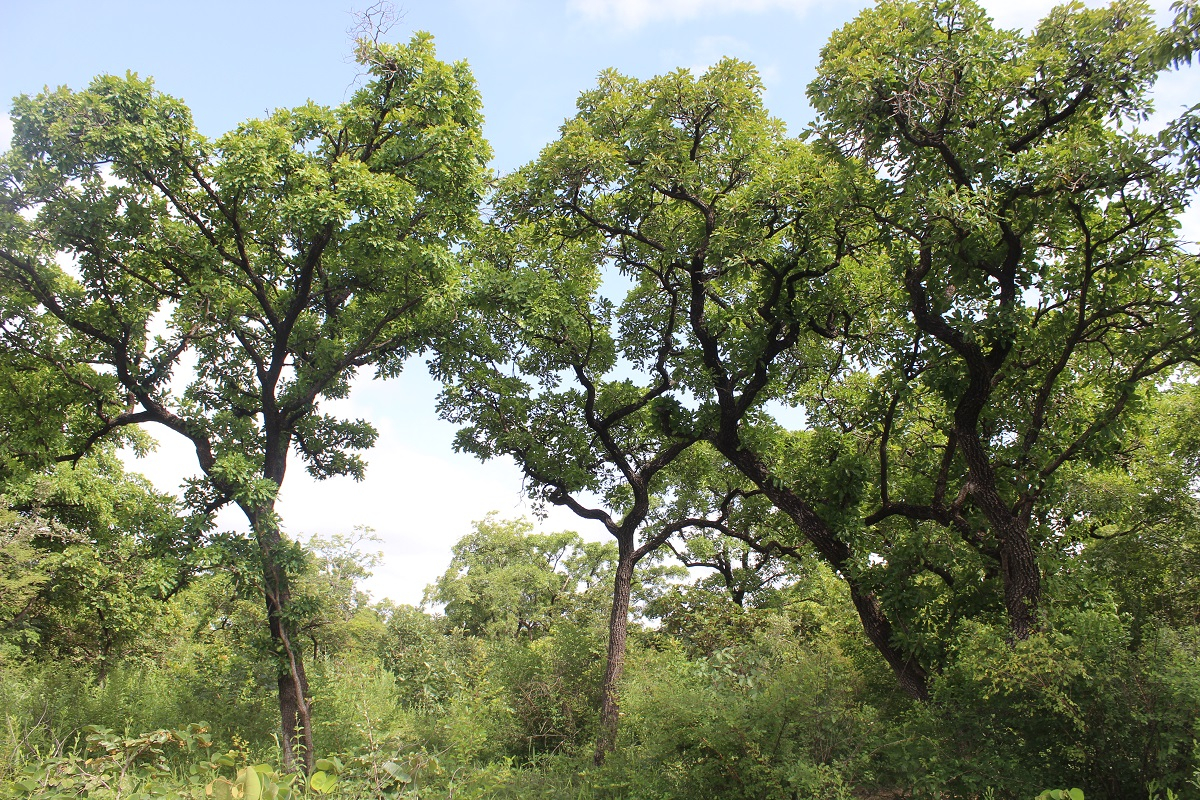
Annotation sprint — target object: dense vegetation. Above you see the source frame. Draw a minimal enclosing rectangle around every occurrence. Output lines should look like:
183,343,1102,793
2,0,1200,797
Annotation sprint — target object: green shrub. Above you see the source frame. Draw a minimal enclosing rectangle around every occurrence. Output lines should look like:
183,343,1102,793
881,614,1200,800
489,619,606,758
600,629,875,800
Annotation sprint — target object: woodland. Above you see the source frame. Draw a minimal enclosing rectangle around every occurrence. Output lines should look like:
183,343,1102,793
2,0,1200,797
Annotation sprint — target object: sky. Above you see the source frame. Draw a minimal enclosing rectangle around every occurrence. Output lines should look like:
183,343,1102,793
1,0,1195,605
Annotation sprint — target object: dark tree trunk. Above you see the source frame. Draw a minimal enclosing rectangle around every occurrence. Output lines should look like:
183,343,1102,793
240,440,314,776
908,247,1043,642
848,586,929,701
955,419,1041,640
594,540,635,765
998,522,1040,639
250,504,315,775
720,441,930,701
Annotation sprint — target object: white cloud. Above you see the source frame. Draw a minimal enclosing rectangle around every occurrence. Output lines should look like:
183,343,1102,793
1144,67,1199,134
570,0,1183,39
272,401,587,606
0,115,11,153
656,34,752,75
978,0,1068,31
1176,195,1200,255
568,0,816,30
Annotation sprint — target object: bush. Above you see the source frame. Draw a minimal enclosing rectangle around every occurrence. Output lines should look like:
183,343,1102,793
489,619,606,758
600,625,876,800
881,614,1200,800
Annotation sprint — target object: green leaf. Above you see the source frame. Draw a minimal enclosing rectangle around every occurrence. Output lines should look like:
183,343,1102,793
308,771,337,794
239,766,261,800
382,761,411,783
207,779,235,800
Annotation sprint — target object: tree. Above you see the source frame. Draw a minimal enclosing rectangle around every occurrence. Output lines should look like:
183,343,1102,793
426,515,614,640
0,451,198,675
809,0,1200,639
1058,381,1200,636
0,34,489,771
292,528,387,660
488,0,1200,703
433,201,701,760
652,444,806,610
475,59,938,698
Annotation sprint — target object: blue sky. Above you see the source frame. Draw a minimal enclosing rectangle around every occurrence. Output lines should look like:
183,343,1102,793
1,0,1193,604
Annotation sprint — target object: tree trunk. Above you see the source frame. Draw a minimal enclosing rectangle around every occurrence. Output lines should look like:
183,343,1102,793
955,423,1042,640
998,522,1040,639
848,586,929,701
594,541,635,765
249,504,315,775
719,441,930,700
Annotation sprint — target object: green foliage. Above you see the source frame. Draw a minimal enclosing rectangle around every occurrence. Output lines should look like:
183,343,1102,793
4,533,1200,798
1,723,217,799
874,613,1200,799
3,0,1200,796
291,529,388,660
596,629,873,800
487,620,607,757
1037,791,1085,800
0,29,492,766
379,605,471,712
0,453,201,670
809,0,1200,645
425,516,613,641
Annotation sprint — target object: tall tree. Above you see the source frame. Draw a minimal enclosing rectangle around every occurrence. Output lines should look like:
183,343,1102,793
426,515,615,641
0,34,489,770
809,0,1200,639
489,1,1200,704
433,210,700,761
477,60,936,699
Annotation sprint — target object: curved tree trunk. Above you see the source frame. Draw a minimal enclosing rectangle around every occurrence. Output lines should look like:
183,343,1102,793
594,540,635,765
909,250,1043,643
719,441,931,700
954,416,1042,641
848,586,929,701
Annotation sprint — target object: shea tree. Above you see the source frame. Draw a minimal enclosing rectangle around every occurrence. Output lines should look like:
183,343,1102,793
0,33,489,770
471,59,936,699
433,213,700,760
810,0,1200,639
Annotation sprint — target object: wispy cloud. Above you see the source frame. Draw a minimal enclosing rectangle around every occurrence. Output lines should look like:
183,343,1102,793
567,0,817,30
658,34,751,75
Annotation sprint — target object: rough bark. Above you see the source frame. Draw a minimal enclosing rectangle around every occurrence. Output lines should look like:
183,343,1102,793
904,242,1044,640
594,539,635,765
255,513,313,774
996,521,1041,640
243,444,314,775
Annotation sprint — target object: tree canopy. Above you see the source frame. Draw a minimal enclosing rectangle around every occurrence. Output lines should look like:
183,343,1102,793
2,0,1200,793
447,0,1200,708
0,32,490,772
